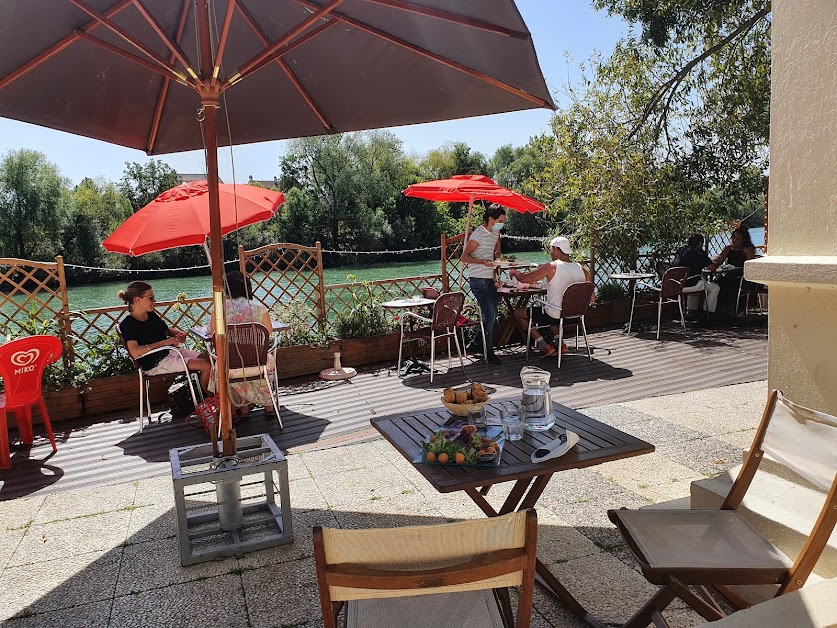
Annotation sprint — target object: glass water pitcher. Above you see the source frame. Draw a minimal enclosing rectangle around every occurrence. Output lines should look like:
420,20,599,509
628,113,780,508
519,366,554,431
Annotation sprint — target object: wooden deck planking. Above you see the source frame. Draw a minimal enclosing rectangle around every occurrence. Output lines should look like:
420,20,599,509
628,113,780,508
0,326,767,500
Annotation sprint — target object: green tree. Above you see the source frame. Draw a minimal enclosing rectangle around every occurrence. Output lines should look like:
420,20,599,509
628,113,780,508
0,149,68,260
118,160,179,212
63,178,132,267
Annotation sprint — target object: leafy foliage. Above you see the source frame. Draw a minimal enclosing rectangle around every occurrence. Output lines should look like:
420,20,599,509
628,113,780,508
118,160,179,212
270,300,330,348
332,276,393,339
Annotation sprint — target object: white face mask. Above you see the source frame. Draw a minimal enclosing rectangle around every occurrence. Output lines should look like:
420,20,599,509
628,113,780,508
491,222,505,232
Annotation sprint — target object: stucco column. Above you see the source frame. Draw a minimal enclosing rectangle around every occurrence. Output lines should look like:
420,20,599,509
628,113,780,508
745,0,837,413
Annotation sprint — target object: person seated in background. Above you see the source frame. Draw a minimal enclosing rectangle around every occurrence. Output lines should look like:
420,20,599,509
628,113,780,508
708,226,757,314
210,271,276,417
675,233,720,319
510,236,593,357
118,281,212,393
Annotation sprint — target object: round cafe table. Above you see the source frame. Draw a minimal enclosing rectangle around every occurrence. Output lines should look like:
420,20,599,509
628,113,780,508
381,297,436,375
608,273,657,334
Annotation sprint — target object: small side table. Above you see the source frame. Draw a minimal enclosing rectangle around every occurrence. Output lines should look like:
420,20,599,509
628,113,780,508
381,297,436,375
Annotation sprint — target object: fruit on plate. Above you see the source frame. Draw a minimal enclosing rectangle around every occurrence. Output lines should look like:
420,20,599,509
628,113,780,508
422,424,500,465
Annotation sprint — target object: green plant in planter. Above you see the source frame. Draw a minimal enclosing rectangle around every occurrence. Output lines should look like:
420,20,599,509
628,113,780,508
595,281,630,303
333,276,393,339
270,299,330,348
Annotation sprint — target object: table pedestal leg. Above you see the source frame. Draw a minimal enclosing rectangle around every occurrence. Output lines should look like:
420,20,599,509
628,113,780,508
465,476,609,627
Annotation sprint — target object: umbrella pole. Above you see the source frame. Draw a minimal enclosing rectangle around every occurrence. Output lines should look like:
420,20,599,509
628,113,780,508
197,2,234,459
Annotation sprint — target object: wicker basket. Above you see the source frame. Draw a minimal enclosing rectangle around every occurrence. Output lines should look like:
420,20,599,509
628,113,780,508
441,396,491,417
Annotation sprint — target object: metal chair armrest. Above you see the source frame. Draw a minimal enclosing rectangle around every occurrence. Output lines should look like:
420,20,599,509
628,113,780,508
401,311,431,325
637,281,660,291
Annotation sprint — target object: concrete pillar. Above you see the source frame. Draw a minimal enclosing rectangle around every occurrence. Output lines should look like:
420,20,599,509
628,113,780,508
745,0,837,414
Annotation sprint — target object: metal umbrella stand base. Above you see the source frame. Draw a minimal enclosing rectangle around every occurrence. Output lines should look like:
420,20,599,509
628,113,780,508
170,433,293,566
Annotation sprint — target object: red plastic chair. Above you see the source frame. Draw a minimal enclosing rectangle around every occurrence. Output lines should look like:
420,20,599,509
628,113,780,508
0,335,62,469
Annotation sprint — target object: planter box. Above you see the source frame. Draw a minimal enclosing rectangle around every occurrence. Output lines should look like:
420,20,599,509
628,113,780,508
82,373,171,418
21,387,83,426
275,340,341,379
340,332,401,367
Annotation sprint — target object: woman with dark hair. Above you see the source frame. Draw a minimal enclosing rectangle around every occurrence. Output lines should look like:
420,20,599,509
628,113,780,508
118,281,212,392
459,204,506,364
708,226,758,314
210,271,276,415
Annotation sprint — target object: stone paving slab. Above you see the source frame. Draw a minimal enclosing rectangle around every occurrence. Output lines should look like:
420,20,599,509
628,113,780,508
0,381,771,627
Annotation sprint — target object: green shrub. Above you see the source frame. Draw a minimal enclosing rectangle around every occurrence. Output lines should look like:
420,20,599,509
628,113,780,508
596,281,630,302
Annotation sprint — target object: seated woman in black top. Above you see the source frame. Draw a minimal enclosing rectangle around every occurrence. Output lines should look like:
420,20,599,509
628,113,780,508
707,226,757,313
118,281,212,393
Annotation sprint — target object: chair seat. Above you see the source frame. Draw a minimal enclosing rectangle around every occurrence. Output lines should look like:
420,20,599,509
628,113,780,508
610,509,792,583
347,589,504,628
228,365,274,380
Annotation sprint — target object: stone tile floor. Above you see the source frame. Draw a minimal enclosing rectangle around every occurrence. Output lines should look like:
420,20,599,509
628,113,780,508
0,381,768,628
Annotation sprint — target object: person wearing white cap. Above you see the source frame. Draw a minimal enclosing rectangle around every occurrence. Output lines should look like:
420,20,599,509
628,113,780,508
509,236,593,357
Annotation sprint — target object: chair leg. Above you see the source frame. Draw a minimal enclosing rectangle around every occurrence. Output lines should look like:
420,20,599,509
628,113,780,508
678,296,686,334
581,316,592,361
526,309,533,362
397,329,405,376
621,585,678,628
557,319,564,368
37,398,58,452
459,328,469,360
628,283,637,334
479,316,488,365
575,322,579,350
264,366,283,429
429,331,436,383
0,409,10,470
446,335,452,370
453,328,465,376
138,371,145,433
17,406,35,445
656,297,663,340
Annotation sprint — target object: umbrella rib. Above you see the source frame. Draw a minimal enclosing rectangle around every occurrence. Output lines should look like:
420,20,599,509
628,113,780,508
75,30,189,85
66,0,194,85
146,0,193,154
234,1,334,132
211,0,238,85
224,0,346,87
0,0,133,91
361,0,527,38
291,0,551,108
131,0,199,80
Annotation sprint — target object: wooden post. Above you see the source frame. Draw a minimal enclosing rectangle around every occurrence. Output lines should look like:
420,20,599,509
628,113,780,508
55,255,75,367
238,244,247,278
441,233,450,293
315,241,327,333
588,237,597,287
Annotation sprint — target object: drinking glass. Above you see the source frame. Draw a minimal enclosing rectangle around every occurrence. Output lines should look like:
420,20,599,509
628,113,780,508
467,404,486,427
502,406,525,441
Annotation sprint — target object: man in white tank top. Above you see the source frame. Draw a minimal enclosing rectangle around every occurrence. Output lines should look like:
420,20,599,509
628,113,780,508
509,237,593,357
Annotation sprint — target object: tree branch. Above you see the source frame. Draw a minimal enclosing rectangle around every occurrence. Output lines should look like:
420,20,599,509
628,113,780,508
625,2,771,143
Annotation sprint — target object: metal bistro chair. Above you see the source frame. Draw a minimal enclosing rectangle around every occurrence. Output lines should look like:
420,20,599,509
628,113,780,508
398,292,466,383
628,266,689,340
526,281,594,367
314,509,538,628
0,335,61,469
223,322,283,428
116,323,202,433
423,286,487,365
735,257,768,317
608,390,837,628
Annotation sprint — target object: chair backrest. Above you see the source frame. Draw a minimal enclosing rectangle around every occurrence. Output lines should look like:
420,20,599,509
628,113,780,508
313,509,537,628
0,335,62,408
432,292,466,331
660,266,689,299
227,323,270,369
560,282,595,319
115,322,143,371
422,286,441,300
722,390,837,594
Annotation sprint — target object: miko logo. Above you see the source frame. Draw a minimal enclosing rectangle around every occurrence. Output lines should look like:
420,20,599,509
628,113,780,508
11,348,40,375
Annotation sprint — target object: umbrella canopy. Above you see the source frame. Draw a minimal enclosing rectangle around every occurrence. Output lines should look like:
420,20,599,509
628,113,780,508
103,181,284,256
0,1,554,154
0,0,554,456
404,174,546,213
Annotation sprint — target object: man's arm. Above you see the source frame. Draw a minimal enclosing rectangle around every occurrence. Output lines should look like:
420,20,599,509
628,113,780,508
510,263,552,283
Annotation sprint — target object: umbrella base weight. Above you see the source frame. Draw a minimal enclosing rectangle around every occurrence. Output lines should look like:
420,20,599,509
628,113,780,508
170,433,293,566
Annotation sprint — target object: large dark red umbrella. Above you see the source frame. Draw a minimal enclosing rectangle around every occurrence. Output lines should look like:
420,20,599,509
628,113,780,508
103,181,284,256
404,174,545,239
0,1,554,456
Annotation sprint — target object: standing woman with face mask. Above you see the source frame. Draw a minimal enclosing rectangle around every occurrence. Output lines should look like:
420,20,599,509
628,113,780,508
460,204,507,365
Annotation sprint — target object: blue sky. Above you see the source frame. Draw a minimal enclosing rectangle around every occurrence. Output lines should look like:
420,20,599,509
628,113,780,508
0,1,626,185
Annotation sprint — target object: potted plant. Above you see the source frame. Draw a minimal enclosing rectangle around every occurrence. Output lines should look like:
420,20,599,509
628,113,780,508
591,281,632,327
333,277,400,366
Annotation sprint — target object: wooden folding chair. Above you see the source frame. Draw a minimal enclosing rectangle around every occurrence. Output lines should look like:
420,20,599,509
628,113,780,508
314,509,538,628
608,390,837,627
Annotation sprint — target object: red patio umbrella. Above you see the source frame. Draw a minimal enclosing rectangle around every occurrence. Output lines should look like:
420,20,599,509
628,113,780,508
403,174,545,240
0,0,554,457
103,181,284,256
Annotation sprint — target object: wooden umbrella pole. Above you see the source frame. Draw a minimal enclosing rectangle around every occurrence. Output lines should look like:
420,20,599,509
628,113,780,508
197,1,234,457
